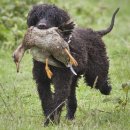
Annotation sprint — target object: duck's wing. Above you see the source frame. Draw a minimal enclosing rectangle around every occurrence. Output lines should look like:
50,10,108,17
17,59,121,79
58,21,75,36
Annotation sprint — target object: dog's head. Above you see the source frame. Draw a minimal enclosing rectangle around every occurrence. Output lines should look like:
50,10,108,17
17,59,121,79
27,4,75,40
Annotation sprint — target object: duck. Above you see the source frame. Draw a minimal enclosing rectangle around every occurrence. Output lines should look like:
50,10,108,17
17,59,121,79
13,26,78,79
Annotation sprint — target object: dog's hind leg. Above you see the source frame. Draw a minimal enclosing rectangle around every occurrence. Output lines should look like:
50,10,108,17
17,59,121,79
99,80,112,95
84,70,111,95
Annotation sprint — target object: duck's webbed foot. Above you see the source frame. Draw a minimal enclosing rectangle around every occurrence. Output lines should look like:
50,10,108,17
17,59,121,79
45,58,53,79
64,48,78,66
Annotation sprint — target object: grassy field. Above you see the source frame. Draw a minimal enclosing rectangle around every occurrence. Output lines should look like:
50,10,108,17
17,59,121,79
0,0,130,130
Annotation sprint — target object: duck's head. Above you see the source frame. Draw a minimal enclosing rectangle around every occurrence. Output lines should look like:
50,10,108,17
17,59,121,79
12,44,26,72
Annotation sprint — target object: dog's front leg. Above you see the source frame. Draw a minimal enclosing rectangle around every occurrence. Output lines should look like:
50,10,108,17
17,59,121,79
33,60,54,123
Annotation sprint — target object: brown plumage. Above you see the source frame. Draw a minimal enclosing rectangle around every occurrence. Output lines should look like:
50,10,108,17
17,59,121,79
13,26,78,78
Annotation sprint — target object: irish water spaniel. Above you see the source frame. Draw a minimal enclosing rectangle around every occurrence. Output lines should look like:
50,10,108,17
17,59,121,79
27,4,119,125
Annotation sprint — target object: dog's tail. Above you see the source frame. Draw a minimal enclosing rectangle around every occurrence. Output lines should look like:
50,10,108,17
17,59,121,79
96,8,119,37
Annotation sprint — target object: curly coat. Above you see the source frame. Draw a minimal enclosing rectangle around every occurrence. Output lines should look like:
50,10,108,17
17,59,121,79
27,4,119,125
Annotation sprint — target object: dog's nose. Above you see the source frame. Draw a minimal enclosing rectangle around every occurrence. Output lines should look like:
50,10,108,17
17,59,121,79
37,23,47,29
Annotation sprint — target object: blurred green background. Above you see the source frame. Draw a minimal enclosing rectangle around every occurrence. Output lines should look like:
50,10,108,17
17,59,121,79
0,0,130,130
0,0,129,49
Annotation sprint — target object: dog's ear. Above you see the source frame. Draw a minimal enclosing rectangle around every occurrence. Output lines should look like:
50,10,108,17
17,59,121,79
27,5,40,27
58,20,75,36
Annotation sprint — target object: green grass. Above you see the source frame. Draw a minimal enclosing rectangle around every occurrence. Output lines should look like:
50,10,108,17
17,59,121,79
0,0,130,130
